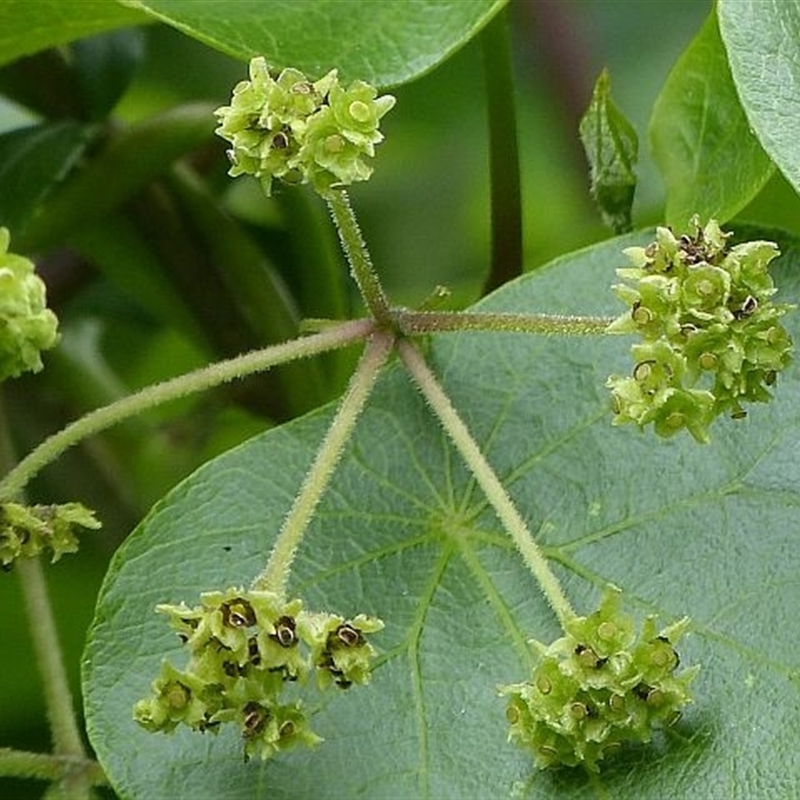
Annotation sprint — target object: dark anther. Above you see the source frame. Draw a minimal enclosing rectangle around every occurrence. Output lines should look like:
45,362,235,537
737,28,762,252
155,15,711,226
177,633,189,644
575,644,605,669
766,369,777,386
221,598,256,628
271,616,298,647
198,715,220,733
336,678,353,689
731,407,748,420
223,661,242,677
242,702,269,737
278,720,296,738
633,360,656,382
248,636,261,666
335,623,364,648
734,295,758,318
272,131,290,149
644,243,658,259
633,683,653,701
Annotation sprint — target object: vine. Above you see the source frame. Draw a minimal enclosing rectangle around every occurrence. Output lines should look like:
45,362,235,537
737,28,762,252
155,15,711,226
1,5,798,796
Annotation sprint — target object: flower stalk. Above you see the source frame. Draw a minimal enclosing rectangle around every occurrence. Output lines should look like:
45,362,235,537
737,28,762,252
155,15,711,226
253,331,395,595
397,339,576,628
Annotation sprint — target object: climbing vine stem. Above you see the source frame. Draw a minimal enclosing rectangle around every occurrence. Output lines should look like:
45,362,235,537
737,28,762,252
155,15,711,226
397,339,576,628
252,331,395,595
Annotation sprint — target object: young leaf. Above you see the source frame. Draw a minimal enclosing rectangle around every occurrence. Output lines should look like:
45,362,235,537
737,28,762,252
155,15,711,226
718,0,800,199
121,0,506,87
579,69,638,234
84,233,800,797
0,1,148,68
650,11,774,229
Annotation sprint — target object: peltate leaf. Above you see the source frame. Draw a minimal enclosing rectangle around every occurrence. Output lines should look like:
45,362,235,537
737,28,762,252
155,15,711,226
579,69,638,234
0,1,147,68
120,0,506,87
84,232,800,798
718,0,800,199
650,11,774,229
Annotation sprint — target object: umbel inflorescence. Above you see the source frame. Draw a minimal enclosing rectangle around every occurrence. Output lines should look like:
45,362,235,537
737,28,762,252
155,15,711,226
134,588,382,761
501,592,697,772
214,57,395,196
607,217,793,442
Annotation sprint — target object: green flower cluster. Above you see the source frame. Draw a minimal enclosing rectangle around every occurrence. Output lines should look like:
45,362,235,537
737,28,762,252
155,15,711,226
606,217,793,442
500,592,697,772
134,587,383,761
214,57,395,196
0,228,59,382
0,501,101,568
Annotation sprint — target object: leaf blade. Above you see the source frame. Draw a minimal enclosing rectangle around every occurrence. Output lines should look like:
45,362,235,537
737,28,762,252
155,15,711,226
124,0,506,87
718,0,800,198
84,232,800,797
0,0,147,68
650,11,774,229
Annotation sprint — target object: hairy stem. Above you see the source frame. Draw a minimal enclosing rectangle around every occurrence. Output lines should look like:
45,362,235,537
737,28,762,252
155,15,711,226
0,320,374,501
398,340,575,628
325,189,392,325
481,7,523,294
253,332,395,595
0,749,106,786
0,396,99,797
396,309,614,336
16,559,88,761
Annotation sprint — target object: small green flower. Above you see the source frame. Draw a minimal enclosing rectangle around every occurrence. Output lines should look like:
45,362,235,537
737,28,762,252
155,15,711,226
0,502,101,568
0,228,59,382
215,58,395,196
133,661,212,733
304,612,384,689
607,217,793,441
500,591,697,772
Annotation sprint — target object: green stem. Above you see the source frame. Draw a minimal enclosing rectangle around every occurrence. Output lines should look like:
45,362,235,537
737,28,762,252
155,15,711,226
397,339,575,628
324,189,392,325
252,331,395,595
0,749,106,786
0,320,374,501
396,309,614,336
16,559,89,761
481,7,524,294
0,396,99,798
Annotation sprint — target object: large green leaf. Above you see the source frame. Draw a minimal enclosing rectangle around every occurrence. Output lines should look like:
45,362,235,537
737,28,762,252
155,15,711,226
121,0,506,86
650,11,774,229
0,1,147,68
83,232,800,798
718,0,800,198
